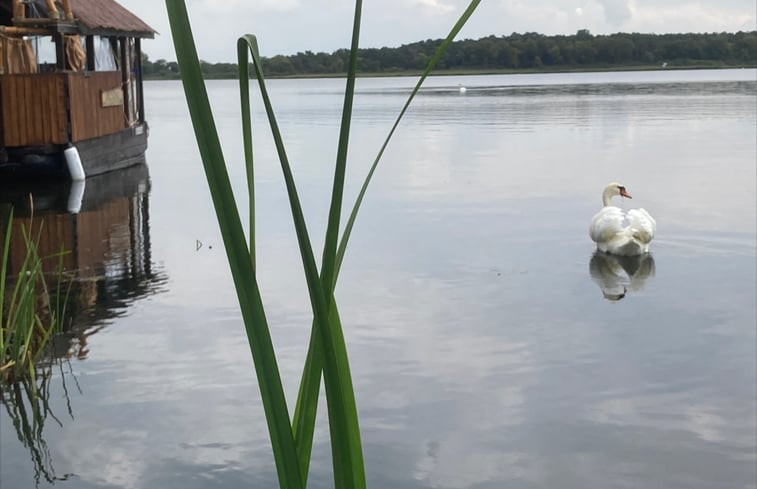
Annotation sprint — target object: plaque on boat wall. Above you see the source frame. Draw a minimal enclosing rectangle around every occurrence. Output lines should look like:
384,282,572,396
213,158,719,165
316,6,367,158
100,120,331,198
101,87,123,107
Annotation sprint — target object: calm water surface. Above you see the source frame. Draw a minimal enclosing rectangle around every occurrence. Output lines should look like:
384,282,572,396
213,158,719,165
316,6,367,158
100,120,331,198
1,69,755,488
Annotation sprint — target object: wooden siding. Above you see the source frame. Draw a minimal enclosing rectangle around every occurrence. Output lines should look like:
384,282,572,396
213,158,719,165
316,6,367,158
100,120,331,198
0,73,68,146
68,71,125,142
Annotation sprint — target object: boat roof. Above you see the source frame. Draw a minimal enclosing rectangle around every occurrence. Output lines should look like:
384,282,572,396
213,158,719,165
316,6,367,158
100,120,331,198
0,0,156,38
71,0,155,38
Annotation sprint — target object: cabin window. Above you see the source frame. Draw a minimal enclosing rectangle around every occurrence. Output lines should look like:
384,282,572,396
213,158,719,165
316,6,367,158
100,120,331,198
32,35,57,67
94,36,118,71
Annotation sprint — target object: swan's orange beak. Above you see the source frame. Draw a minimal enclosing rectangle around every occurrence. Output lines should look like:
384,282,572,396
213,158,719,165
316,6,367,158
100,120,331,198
619,188,632,199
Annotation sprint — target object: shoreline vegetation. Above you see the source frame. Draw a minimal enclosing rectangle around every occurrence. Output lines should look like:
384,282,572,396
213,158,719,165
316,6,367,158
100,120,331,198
1,209,69,384
143,30,757,80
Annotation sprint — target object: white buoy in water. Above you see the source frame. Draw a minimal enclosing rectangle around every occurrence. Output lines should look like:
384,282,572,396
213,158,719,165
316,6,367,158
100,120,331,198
458,85,467,94
64,144,86,181
67,180,86,214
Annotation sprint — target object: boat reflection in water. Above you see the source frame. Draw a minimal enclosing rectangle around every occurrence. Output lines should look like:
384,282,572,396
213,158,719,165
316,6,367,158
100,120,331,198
589,251,656,301
1,160,165,357
0,161,166,485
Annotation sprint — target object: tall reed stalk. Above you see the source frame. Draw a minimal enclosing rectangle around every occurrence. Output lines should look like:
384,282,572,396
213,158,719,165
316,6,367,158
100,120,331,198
166,1,480,487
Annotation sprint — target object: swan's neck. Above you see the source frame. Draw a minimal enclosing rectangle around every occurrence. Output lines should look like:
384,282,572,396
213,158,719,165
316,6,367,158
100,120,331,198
602,188,615,207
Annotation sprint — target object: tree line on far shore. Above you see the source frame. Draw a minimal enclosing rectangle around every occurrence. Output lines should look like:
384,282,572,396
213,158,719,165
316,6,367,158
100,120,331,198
142,30,757,79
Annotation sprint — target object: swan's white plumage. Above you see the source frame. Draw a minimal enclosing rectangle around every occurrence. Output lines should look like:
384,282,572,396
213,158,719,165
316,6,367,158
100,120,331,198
590,183,656,256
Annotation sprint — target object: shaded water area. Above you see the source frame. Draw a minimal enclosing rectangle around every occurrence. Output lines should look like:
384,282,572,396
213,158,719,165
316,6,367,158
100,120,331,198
1,69,755,488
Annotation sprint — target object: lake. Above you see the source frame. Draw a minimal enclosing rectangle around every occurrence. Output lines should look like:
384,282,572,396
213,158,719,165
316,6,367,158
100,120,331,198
1,69,755,489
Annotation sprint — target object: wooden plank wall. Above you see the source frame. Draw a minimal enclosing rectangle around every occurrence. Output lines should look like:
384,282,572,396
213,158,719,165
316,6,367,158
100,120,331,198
0,73,68,146
68,71,125,142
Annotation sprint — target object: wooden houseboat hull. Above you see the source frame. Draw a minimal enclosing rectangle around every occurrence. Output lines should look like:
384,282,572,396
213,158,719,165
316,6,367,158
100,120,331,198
1,122,148,178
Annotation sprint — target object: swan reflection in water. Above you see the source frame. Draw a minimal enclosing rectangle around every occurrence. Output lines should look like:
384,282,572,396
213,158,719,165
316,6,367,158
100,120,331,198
589,251,656,301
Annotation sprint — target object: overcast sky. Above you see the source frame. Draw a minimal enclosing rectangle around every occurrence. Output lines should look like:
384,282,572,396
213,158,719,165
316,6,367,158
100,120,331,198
121,0,756,63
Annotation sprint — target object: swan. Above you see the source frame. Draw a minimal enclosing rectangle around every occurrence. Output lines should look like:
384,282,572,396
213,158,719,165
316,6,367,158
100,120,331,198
590,183,656,256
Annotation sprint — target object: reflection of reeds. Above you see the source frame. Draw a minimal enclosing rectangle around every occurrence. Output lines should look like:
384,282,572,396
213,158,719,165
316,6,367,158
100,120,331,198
1,206,70,384
166,1,480,487
1,359,78,486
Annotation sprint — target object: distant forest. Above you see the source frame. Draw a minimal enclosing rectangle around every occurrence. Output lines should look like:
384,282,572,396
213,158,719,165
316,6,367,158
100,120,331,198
142,30,757,79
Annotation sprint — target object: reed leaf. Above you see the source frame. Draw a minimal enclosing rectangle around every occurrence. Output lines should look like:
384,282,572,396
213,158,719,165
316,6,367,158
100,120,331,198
165,2,303,487
336,0,482,273
167,0,480,487
237,33,365,489
238,42,256,267
290,0,482,480
291,0,363,484
0,208,12,355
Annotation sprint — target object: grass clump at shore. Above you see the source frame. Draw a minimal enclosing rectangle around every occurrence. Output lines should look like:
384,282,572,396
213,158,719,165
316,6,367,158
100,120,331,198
1,207,69,384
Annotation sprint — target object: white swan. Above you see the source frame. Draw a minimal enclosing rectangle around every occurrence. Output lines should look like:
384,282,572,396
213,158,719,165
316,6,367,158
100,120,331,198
590,183,656,256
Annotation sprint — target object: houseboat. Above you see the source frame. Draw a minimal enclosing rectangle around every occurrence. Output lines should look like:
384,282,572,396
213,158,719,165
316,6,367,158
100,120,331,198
0,0,154,179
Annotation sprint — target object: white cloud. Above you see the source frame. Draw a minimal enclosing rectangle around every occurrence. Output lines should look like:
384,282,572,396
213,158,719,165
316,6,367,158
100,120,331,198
597,0,632,24
193,0,300,13
414,0,457,14
626,1,756,32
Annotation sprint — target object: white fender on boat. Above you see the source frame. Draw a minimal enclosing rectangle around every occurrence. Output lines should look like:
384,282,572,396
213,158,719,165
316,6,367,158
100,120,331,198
64,144,86,181
67,180,86,214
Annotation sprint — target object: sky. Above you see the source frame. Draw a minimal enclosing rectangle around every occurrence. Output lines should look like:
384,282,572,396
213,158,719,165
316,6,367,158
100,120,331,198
120,0,756,63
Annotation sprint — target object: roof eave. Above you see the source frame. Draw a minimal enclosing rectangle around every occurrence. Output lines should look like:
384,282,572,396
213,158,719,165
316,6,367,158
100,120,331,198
78,25,156,38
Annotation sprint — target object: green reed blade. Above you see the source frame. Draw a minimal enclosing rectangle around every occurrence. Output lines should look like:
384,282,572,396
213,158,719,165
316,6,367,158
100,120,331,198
336,0,482,273
238,43,256,267
238,34,365,489
291,327,321,479
30,316,53,365
52,245,72,328
7,223,36,334
168,1,480,486
7,225,39,371
0,208,13,354
19,226,45,378
291,0,364,483
165,2,303,488
324,0,362,302
290,0,481,480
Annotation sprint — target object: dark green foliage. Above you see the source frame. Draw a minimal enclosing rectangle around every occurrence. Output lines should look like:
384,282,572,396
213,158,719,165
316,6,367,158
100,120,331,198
142,30,757,79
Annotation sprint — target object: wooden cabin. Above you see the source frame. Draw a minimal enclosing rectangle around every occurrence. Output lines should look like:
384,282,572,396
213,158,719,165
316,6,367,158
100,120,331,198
0,0,155,178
